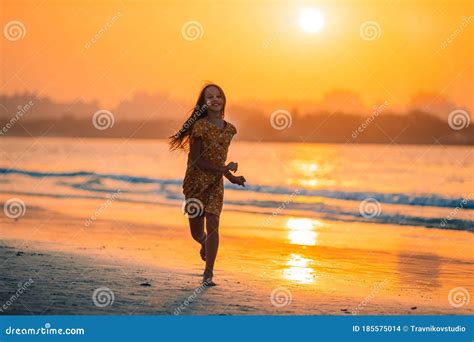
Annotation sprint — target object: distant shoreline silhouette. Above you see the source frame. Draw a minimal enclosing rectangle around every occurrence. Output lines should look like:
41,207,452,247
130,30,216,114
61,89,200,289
0,92,472,145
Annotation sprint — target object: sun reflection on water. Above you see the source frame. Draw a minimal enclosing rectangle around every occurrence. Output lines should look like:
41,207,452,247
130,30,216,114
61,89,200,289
287,159,336,188
283,218,320,283
283,253,316,284
286,218,319,246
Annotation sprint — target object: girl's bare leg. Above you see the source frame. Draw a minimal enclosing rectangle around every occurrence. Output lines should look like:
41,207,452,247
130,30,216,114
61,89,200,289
188,215,206,260
203,212,219,285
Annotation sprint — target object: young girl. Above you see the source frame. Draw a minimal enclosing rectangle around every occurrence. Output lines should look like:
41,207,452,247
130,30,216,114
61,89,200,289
169,84,246,286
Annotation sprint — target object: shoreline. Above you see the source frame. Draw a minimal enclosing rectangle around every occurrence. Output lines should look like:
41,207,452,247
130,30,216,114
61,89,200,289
1,193,473,315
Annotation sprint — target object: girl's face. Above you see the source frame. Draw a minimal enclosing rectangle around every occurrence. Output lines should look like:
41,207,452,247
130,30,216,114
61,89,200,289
204,86,224,113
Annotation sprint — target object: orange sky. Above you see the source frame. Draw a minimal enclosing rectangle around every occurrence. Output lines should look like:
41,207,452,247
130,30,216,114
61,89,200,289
1,0,472,113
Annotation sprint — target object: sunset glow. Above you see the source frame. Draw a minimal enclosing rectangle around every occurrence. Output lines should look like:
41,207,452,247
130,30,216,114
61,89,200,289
1,0,472,116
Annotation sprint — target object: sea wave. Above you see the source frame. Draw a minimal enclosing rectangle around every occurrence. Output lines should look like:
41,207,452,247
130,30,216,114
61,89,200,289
1,167,472,232
1,167,472,209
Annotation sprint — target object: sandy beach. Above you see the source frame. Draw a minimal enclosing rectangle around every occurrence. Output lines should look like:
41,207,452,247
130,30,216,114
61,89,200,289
1,192,472,315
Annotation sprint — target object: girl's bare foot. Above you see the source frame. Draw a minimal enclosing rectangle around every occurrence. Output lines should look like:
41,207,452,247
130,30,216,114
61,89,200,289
202,271,216,286
202,278,216,286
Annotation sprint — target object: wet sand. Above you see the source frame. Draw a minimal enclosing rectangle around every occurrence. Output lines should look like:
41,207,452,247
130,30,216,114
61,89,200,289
0,193,473,315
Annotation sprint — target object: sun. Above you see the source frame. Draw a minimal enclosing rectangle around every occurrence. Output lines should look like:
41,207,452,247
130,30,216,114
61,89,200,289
299,8,325,33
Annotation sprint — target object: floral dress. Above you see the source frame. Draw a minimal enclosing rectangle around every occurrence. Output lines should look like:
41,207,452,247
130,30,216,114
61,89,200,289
182,118,237,217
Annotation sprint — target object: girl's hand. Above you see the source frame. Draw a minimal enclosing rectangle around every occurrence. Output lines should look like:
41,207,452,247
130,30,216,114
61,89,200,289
231,175,246,187
226,162,238,173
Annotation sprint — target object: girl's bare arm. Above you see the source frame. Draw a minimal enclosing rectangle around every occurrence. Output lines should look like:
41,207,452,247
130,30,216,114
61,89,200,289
224,170,246,186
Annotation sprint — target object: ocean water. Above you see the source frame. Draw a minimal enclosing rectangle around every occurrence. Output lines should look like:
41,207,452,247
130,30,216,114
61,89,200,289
1,137,472,231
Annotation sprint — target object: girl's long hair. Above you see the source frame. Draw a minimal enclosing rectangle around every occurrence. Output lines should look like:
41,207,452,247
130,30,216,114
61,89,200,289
168,83,226,152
